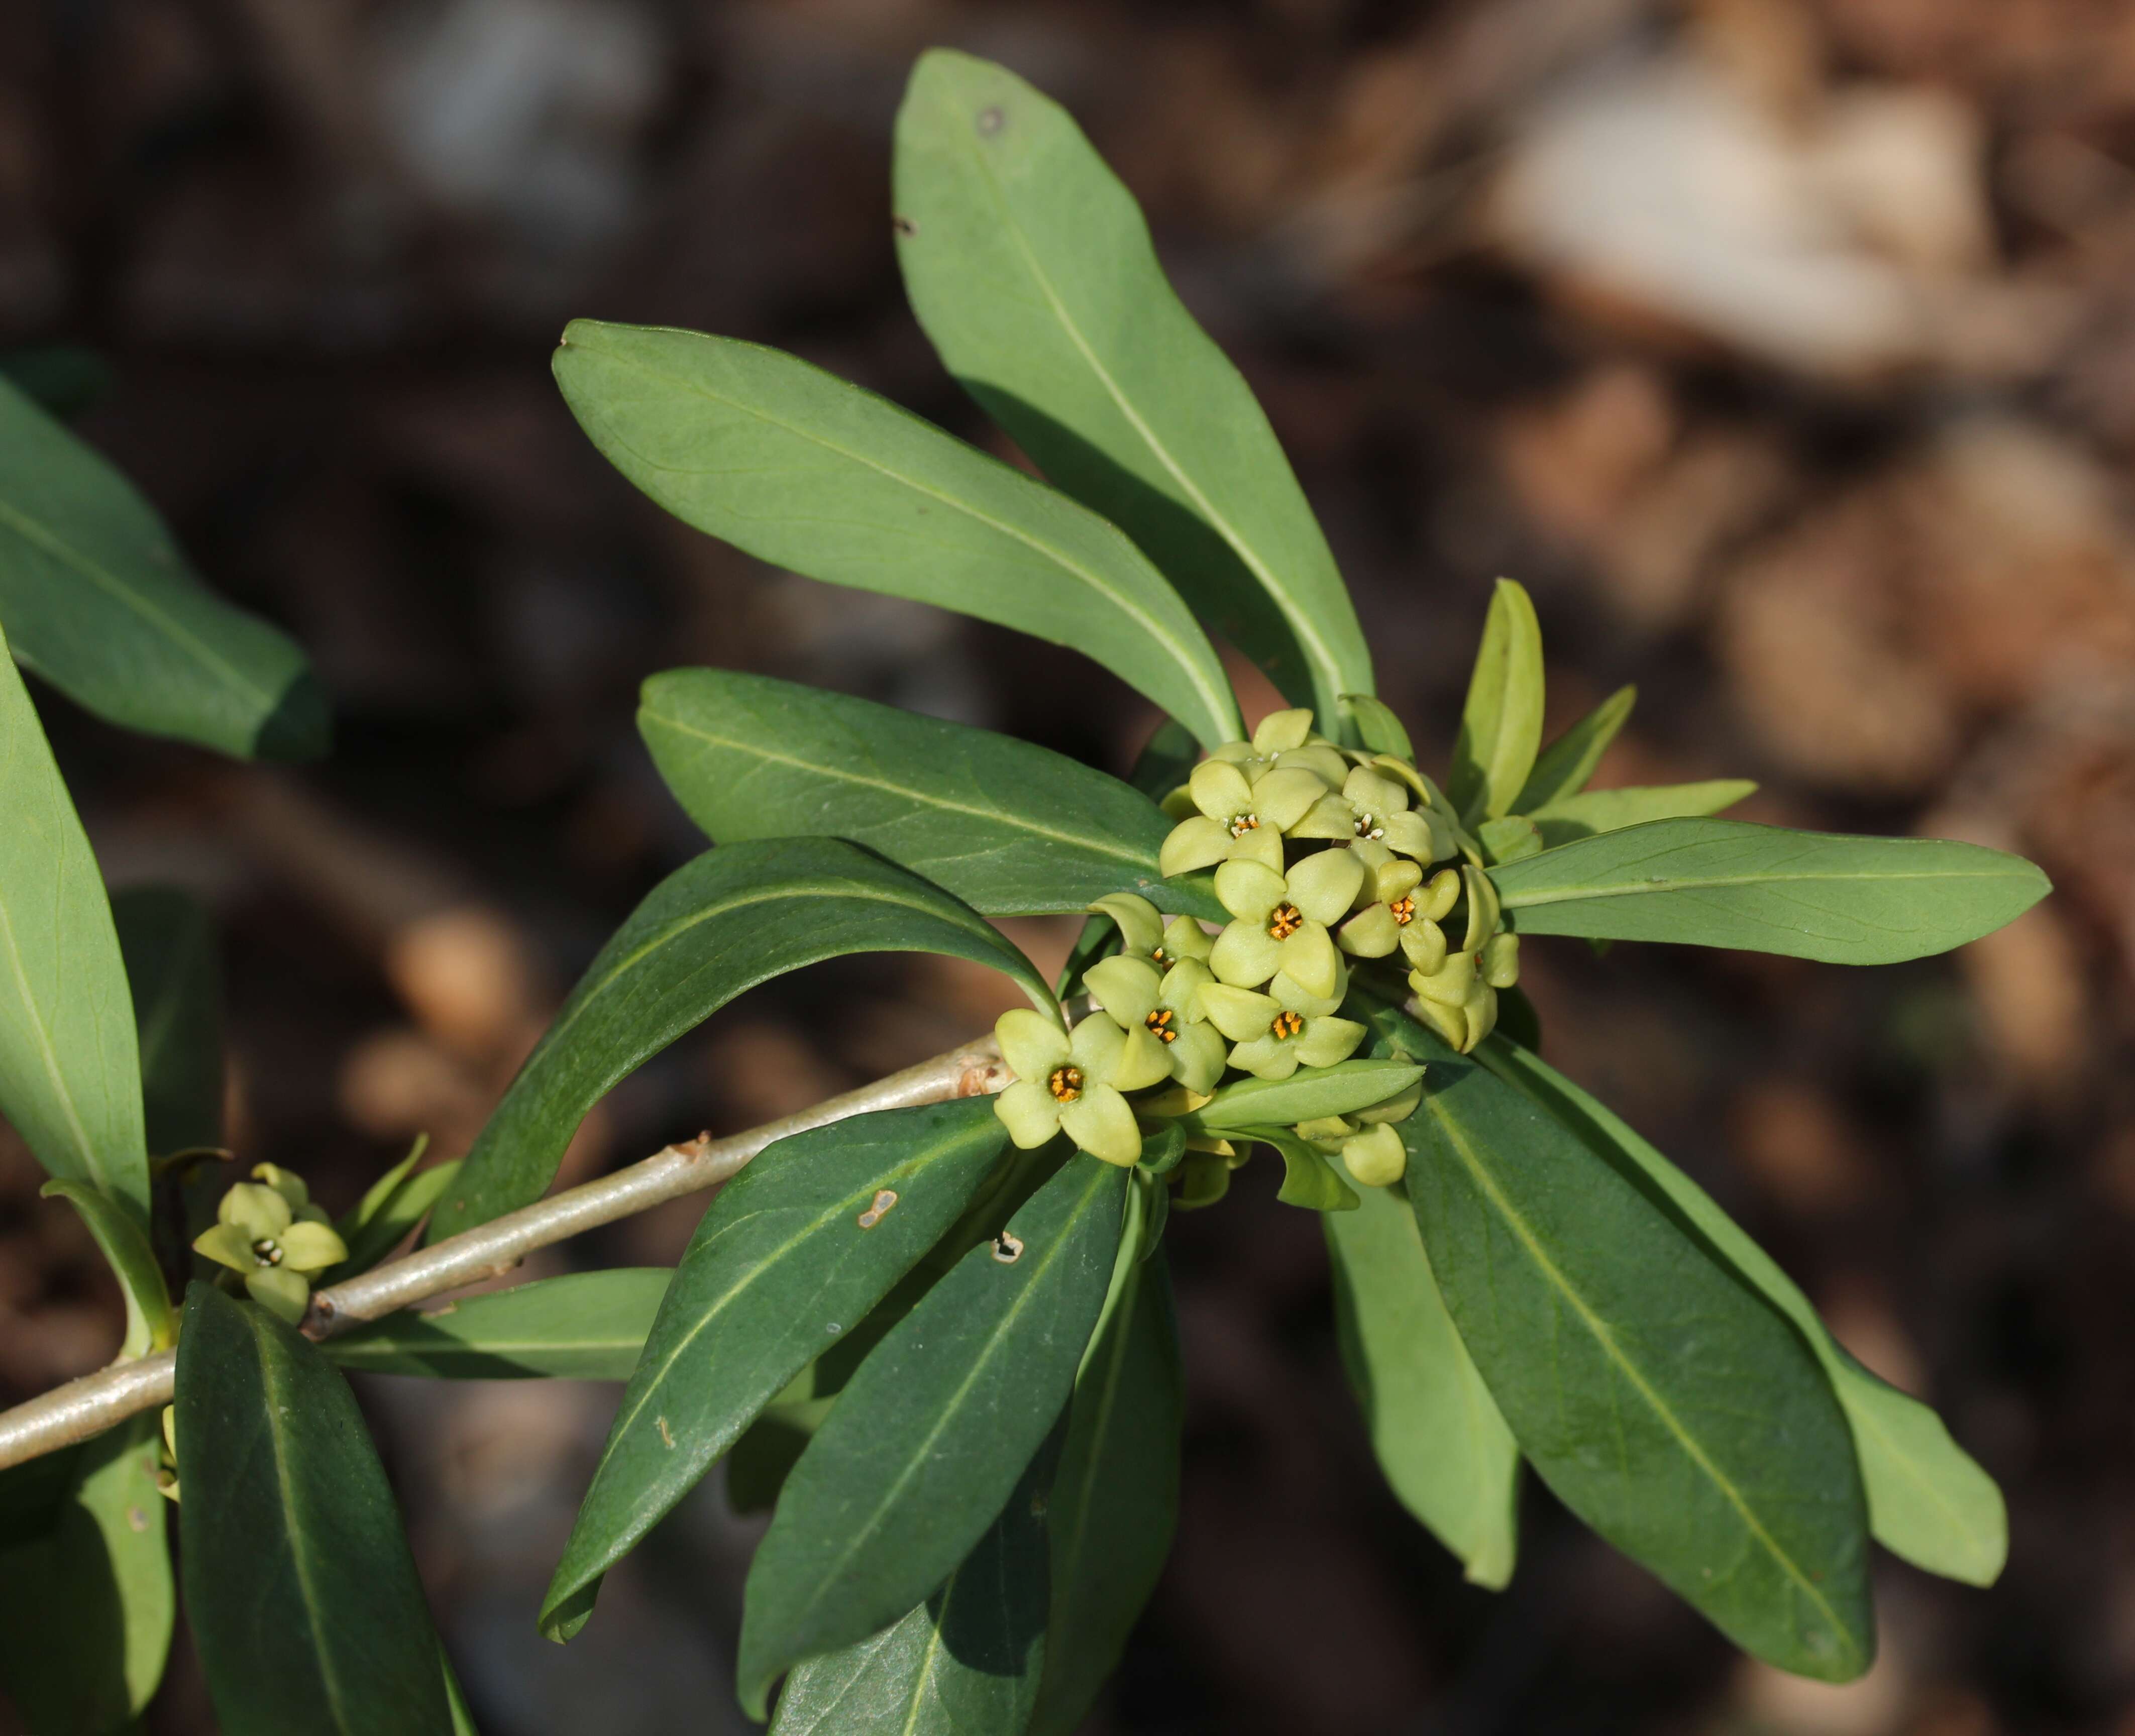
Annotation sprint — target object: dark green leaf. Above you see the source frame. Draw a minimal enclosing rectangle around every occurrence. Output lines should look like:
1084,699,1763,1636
176,1282,452,1734
542,1101,1012,1638
1514,684,1635,812
1489,818,2052,963
1192,1058,1424,1130
1126,718,1199,803
1396,1019,1874,1679
112,885,224,1158
555,321,1240,748
0,377,326,760
0,627,148,1223
431,838,1053,1240
43,1179,175,1356
1136,1122,1186,1175
893,50,1372,720
1528,780,1757,849
1326,1180,1519,1586
327,1269,670,1379
639,669,1221,921
736,1154,1128,1719
1479,1037,2005,1586
1341,693,1414,762
0,1413,172,1733
1447,578,1545,824
327,1157,461,1281
726,1404,830,1516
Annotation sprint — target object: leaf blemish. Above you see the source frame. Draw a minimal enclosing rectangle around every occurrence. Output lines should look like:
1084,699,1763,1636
977,104,1005,137
991,1230,1024,1264
656,1415,675,1449
893,215,917,237
857,1187,898,1228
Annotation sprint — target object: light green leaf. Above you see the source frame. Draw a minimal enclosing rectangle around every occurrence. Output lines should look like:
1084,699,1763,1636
1528,780,1757,849
112,885,224,1159
442,1647,480,1736
736,1154,1128,1719
1342,693,1414,763
893,50,1372,720
0,627,147,1224
639,669,1221,921
430,838,1053,1240
1475,814,1543,864
1447,578,1545,824
176,1281,453,1734
1393,1013,1874,1680
1191,1058,1423,1130
555,320,1240,749
327,1269,671,1380
43,1179,175,1357
0,377,327,760
1030,1238,1183,1736
1326,1179,1519,1587
769,1431,1058,1736
1478,1037,2005,1586
1514,684,1635,812
541,1101,1011,1639
1265,1134,1360,1213
326,1157,461,1282
0,1412,173,1733
1489,818,2052,963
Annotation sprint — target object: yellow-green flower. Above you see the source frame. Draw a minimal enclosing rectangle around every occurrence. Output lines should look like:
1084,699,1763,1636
1338,1122,1407,1186
1198,977,1367,1079
1157,758,1328,878
1088,894,1211,972
993,1008,1173,1167
1335,840,1425,958
1207,851,1362,1000
1207,708,1349,786
1407,867,1515,1053
194,1172,348,1323
1084,954,1228,1094
1291,764,1455,862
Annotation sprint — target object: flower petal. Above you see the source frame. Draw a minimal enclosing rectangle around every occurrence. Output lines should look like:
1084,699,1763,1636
1380,809,1445,862
1169,1022,1227,1094
219,1181,291,1240
995,1080,1063,1149
1462,864,1503,953
1482,933,1521,989
276,1222,348,1274
245,1267,311,1323
1295,1016,1367,1068
1339,906,1400,958
193,1223,256,1273
1160,916,1213,963
1270,968,1346,1019
1159,816,1232,878
1160,957,1216,1020
1213,858,1285,924
1355,1082,1423,1124
1399,917,1448,975
996,1008,1071,1081
1252,708,1314,754
1420,866,1463,921
1089,893,1164,958
1229,1035,1301,1080
1343,766,1409,816
1085,955,1162,1027
1369,856,1424,905
1287,794,1355,840
1209,921,1285,989
1275,745,1351,787
1189,758,1255,822
1287,848,1365,924
1069,1012,1129,1076
1463,986,1499,1050
1228,825,1285,873
1113,1023,1176,1092
1198,984,1278,1043
1250,767,1328,832
1341,1123,1408,1187
1409,995,1468,1050
1412,949,1477,1006
1059,1085,1142,1167
1276,922,1341,1000
250,1163,310,1213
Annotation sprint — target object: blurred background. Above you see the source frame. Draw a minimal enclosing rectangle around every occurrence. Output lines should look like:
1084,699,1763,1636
3,0,2133,1730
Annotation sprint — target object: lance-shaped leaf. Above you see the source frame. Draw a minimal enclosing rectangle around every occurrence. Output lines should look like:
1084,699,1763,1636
0,1412,173,1732
326,1156,461,1282
541,1102,1011,1637
770,1430,1059,1736
1190,1058,1423,1131
1488,818,2052,964
1447,579,1545,825
1478,1037,2005,1586
736,1154,1128,1719
639,669,1221,921
430,838,1053,1240
112,885,224,1158
893,50,1372,720
328,1269,672,1380
0,627,148,1223
0,377,327,760
43,1179,176,1357
1030,1238,1183,1736
1514,684,1635,813
1395,1021,1875,1680
1326,1179,1519,1587
176,1282,453,1735
1342,693,1414,763
555,320,1240,749
1528,780,1757,849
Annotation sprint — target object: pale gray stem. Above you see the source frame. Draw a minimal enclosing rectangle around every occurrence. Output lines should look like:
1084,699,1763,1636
0,1034,1009,1474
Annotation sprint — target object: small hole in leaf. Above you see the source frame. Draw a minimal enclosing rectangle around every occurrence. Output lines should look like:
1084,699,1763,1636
977,105,1005,136
992,1231,1024,1264
857,1188,898,1229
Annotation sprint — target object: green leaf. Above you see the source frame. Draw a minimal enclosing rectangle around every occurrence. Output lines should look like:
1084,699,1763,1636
1489,818,2053,963
1191,1058,1424,1130
1126,718,1199,803
1447,578,1545,824
176,1282,453,1734
541,1100,1011,1638
1326,1179,1519,1587
430,838,1053,1240
555,320,1240,750
1475,814,1543,864
639,669,1221,921
1394,1016,1875,1680
112,885,224,1158
1264,1134,1360,1212
1528,780,1757,849
769,1431,1059,1736
1341,693,1414,762
1514,684,1635,812
0,345,111,420
0,626,148,1224
0,1412,173,1733
736,1153,1128,1719
43,1179,176,1356
0,377,327,760
1030,1240,1183,1736
726,1404,830,1516
326,1157,461,1281
327,1269,671,1379
1477,1037,2006,1586
893,50,1372,720
442,1647,480,1736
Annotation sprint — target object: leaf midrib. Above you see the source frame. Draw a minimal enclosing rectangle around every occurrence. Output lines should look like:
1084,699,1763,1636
255,1326,358,1732
1498,860,2033,912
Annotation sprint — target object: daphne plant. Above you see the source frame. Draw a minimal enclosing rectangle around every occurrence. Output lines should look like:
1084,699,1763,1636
0,45,2051,1736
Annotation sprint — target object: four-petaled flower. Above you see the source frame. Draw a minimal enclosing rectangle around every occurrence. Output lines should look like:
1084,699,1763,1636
1158,757,1329,878
994,1008,1173,1167
1290,764,1454,862
1197,976,1368,1079
1088,893,1211,972
194,1167,348,1322
1207,852,1363,1001
1084,953,1227,1094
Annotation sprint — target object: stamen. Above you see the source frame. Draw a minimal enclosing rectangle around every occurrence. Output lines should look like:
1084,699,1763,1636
1271,1010,1305,1040
1267,902,1304,940
1145,1009,1177,1043
1047,1064,1084,1103
251,1238,283,1267
1226,812,1261,839
1390,896,1416,926
1354,812,1385,840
